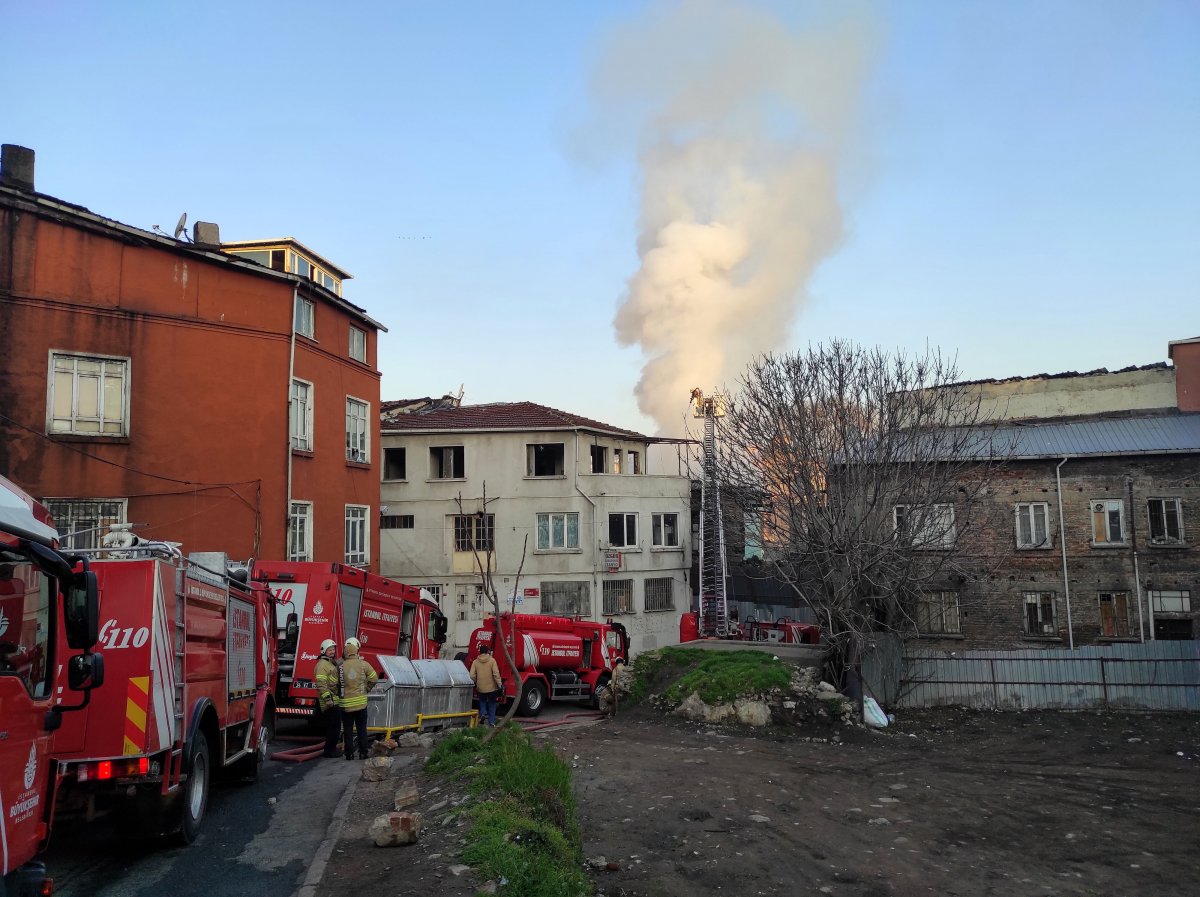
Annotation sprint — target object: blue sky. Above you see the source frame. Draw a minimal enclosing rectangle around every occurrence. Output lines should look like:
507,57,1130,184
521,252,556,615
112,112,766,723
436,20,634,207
5,0,1197,436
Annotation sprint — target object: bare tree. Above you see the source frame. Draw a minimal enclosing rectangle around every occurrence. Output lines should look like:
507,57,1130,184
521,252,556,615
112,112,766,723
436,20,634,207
714,340,1010,691
454,485,529,738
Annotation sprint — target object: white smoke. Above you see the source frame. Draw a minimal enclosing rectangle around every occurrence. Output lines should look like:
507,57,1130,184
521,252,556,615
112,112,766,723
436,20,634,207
589,0,877,434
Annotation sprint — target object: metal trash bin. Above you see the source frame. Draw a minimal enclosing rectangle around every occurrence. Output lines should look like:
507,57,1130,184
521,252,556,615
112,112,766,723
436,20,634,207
367,655,422,733
412,659,474,730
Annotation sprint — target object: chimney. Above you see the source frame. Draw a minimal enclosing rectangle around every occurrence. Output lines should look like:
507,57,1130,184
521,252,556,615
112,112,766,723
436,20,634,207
1168,337,1200,412
192,221,221,245
0,144,35,192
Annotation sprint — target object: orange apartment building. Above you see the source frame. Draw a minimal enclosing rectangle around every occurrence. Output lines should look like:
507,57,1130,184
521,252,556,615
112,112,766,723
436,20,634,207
0,144,384,568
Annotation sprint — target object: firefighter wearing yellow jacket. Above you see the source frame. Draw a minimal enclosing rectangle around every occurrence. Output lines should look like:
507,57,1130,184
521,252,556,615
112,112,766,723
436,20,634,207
338,637,378,760
314,639,343,758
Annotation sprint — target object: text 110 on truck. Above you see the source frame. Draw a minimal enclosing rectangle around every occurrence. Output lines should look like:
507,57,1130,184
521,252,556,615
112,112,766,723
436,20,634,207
250,561,448,721
1,475,104,897
50,537,277,845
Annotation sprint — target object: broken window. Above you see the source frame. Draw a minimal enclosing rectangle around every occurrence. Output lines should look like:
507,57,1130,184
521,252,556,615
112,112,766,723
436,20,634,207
1015,502,1050,548
1099,592,1132,638
609,512,638,548
629,451,642,474
430,446,465,479
527,443,565,477
1090,499,1125,545
383,447,407,480
917,591,961,635
1147,498,1184,545
590,445,607,474
1023,591,1057,637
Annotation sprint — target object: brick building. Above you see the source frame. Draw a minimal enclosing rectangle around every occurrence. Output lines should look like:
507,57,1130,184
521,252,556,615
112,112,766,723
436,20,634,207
0,144,384,566
918,339,1200,648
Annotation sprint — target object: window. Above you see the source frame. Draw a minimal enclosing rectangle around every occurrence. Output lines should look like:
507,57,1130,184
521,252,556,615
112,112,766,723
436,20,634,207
0,551,53,697
453,514,494,552
349,326,367,362
44,499,126,550
430,446,465,479
424,584,443,604
383,448,407,480
294,296,314,337
1015,502,1050,549
629,451,641,474
537,512,579,550
609,513,638,548
612,450,622,474
1023,591,1057,636
1148,498,1184,545
381,515,414,530
1091,499,1125,545
288,502,312,562
590,445,608,474
893,503,956,548
346,398,369,462
48,352,129,436
345,505,369,566
602,579,635,615
527,443,565,477
652,513,679,548
645,577,675,612
290,379,313,451
1099,592,1132,638
1150,589,1191,614
541,581,590,617
917,591,961,635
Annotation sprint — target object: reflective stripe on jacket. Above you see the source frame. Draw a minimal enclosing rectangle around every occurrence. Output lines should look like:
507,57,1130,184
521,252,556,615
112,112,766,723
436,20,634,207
337,655,378,711
314,657,340,710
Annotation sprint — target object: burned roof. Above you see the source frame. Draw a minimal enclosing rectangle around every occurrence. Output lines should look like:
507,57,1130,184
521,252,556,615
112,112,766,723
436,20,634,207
379,401,652,441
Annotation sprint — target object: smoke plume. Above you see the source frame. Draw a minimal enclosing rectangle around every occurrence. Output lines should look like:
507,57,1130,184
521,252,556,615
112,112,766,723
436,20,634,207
590,0,876,434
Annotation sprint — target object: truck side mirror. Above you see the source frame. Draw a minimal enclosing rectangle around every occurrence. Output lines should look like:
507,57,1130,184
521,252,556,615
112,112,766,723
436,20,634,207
285,612,298,639
68,651,105,690
65,570,100,650
432,613,448,644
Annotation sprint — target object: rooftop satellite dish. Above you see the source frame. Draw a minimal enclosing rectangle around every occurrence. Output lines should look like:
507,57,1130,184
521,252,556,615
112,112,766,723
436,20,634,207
173,212,188,240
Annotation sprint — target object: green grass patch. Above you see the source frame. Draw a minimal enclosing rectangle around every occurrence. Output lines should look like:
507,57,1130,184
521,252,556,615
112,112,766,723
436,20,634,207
632,646,792,706
425,726,589,897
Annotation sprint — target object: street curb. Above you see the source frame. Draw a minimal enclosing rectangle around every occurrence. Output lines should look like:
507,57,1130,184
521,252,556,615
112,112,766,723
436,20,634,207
293,767,359,897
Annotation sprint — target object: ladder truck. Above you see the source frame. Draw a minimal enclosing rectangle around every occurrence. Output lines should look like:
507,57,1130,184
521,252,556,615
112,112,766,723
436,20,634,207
691,388,731,638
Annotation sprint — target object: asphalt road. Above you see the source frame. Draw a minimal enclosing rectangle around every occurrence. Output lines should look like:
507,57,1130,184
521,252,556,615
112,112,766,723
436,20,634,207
41,730,358,897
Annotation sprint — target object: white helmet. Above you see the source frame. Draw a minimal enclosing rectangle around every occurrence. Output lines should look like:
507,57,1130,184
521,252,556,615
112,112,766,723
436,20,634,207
320,638,336,653
345,637,361,651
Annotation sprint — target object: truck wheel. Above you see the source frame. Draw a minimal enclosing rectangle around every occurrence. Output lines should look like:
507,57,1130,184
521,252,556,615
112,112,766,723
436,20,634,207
517,680,547,717
233,707,275,782
174,736,211,845
590,674,611,710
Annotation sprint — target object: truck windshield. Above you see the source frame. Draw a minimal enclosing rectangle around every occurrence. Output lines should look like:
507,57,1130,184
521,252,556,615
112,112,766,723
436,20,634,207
0,549,54,698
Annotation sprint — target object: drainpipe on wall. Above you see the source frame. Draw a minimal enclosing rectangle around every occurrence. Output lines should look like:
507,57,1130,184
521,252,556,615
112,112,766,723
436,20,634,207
573,430,599,587
286,285,298,553
1127,476,1150,641
1055,457,1075,649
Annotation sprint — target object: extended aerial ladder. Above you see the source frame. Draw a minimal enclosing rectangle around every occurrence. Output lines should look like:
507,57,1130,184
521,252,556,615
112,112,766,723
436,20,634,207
690,389,730,638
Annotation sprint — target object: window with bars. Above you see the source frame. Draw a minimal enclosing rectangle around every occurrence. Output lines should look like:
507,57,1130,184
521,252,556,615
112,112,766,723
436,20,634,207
346,398,369,462
1023,591,1058,637
916,591,961,635
602,579,635,615
345,505,369,566
288,501,312,561
893,503,956,548
1015,502,1050,548
540,581,590,617
1091,499,1125,545
608,512,638,548
48,353,130,437
453,514,494,552
1099,591,1133,638
44,499,126,550
381,515,414,530
290,379,313,451
537,512,579,550
644,577,675,612
1147,498,1184,545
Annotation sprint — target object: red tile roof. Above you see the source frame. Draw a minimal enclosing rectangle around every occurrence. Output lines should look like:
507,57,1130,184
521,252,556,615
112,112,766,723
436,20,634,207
380,401,650,440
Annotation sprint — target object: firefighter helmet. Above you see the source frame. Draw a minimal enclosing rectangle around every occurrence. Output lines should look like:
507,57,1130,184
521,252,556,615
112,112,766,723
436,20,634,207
345,637,361,651
319,638,336,653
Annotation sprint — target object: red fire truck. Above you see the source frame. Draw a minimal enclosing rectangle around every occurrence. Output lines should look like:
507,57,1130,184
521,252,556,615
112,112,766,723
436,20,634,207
1,476,103,896
679,610,820,645
52,542,276,844
464,613,629,717
250,561,448,720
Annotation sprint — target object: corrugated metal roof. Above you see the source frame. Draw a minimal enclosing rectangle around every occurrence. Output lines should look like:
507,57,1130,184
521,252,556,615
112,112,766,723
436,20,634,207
993,413,1200,458
380,401,651,441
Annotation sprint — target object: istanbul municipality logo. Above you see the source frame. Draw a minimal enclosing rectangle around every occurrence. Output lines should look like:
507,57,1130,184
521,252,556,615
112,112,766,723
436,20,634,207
24,743,37,789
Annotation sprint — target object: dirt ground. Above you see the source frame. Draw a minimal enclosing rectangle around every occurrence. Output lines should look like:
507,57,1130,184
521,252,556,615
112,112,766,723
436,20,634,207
317,707,1200,897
